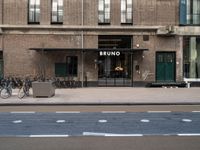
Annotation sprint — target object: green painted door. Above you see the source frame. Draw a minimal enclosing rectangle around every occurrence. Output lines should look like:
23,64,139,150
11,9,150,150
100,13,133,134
156,52,175,82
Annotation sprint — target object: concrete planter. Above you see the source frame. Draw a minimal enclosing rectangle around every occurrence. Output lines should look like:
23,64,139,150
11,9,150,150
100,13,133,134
32,81,55,98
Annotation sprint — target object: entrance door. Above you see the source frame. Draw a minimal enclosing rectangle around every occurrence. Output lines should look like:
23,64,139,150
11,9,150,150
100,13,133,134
98,53,132,86
156,52,176,82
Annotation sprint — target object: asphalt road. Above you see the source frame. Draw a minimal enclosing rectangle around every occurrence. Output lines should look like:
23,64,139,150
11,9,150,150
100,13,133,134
0,105,200,150
0,111,200,136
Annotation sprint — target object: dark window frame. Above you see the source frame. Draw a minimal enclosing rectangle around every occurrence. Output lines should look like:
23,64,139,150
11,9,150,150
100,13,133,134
181,0,200,25
186,0,200,25
28,0,40,24
51,0,63,24
98,0,111,24
121,0,133,25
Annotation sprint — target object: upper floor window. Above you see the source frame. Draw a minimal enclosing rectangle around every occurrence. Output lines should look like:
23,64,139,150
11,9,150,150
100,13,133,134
51,0,63,24
180,0,200,25
121,0,133,24
28,0,40,24
98,0,110,24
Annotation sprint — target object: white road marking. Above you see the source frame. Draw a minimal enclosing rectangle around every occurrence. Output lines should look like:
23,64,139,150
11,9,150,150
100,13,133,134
101,111,126,114
182,119,192,122
192,111,200,113
13,120,22,124
178,134,200,136
98,120,107,123
105,134,143,137
140,119,150,123
10,111,35,114
55,111,80,114
82,132,143,137
163,134,172,136
29,135,69,137
83,132,106,136
147,111,171,113
56,120,66,123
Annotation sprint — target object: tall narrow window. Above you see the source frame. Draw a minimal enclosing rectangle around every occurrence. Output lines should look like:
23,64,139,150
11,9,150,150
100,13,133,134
28,0,40,24
187,0,200,24
183,37,200,78
98,0,110,24
121,0,132,24
51,0,63,24
181,0,200,25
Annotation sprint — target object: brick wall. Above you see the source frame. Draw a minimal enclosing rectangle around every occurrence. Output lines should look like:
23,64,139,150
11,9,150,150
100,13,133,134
132,35,182,82
84,0,98,26
1,0,179,26
0,0,2,24
3,34,81,76
64,0,82,25
40,0,51,25
133,0,178,26
3,0,27,25
3,34,99,79
0,36,2,50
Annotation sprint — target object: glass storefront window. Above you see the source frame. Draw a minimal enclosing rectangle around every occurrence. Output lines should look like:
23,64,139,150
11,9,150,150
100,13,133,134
183,37,200,78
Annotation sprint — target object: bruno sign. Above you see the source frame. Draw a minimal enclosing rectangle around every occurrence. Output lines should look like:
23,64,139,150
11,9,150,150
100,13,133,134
99,51,121,56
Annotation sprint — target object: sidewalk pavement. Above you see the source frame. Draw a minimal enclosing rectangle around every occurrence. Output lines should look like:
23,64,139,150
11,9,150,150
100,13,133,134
0,87,200,105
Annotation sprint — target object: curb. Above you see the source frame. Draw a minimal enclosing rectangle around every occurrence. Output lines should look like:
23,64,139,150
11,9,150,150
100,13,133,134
0,102,200,106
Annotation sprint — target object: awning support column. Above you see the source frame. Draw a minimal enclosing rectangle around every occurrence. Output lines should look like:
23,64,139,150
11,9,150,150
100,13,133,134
81,50,84,87
131,52,134,87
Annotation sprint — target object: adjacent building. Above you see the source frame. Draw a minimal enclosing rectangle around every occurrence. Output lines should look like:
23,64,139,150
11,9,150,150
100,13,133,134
0,0,199,87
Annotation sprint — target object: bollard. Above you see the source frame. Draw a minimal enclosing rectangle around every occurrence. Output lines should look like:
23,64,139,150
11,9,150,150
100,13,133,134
187,82,191,88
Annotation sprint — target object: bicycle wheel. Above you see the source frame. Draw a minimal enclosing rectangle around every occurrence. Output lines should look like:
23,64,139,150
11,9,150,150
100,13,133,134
18,88,25,99
24,87,30,96
0,88,11,99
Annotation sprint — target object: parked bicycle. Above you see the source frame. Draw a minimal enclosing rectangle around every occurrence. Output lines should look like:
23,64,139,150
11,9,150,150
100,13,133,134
18,78,32,99
0,79,13,99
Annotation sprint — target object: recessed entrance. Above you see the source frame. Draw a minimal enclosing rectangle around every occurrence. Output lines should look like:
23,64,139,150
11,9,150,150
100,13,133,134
98,35,132,86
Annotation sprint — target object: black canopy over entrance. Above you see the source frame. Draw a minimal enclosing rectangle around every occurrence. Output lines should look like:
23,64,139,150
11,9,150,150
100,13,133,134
29,48,148,52
29,47,148,87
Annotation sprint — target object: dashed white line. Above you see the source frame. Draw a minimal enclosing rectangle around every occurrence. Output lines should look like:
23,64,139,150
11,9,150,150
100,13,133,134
147,111,171,113
10,111,35,114
105,134,143,137
82,132,143,137
83,132,106,136
192,111,200,113
178,134,200,136
29,135,69,137
182,119,192,122
12,120,22,124
101,111,126,114
56,120,66,123
55,111,80,114
98,120,107,123
140,119,150,123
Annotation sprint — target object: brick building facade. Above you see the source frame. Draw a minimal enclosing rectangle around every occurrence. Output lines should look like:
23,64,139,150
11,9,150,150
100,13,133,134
0,0,199,87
